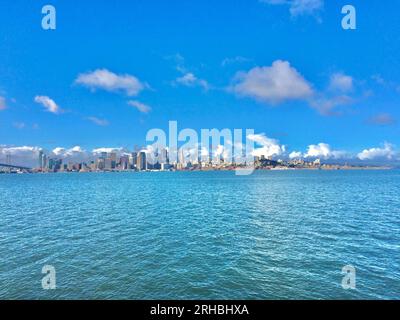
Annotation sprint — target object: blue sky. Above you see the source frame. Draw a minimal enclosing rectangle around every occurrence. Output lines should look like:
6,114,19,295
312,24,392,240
0,0,399,165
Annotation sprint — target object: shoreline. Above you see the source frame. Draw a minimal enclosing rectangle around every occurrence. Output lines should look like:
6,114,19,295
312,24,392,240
0,166,395,175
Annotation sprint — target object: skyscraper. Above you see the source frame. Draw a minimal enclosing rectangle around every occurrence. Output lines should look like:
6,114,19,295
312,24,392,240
109,152,117,169
130,152,138,169
120,155,129,170
38,150,44,169
39,151,47,170
137,152,147,171
160,148,169,164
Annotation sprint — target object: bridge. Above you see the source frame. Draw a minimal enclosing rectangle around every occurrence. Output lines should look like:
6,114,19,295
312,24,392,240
0,163,32,172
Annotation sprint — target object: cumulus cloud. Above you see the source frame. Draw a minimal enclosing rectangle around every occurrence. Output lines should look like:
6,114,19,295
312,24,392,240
0,96,6,110
51,147,66,156
51,146,132,162
0,146,42,167
0,145,135,167
212,144,233,160
304,143,347,159
260,0,324,18
87,116,109,126
229,61,355,115
175,72,209,90
75,69,147,96
357,143,396,161
127,100,152,113
289,151,303,159
231,60,313,104
247,133,286,158
329,73,354,92
92,147,126,154
0,146,41,157
50,146,90,161
34,96,62,114
53,146,86,155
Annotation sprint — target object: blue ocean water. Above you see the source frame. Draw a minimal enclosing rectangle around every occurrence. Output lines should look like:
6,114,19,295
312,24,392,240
0,170,399,300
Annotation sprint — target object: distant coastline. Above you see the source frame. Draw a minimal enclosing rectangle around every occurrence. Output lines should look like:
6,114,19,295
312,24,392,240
0,149,396,174
0,164,394,175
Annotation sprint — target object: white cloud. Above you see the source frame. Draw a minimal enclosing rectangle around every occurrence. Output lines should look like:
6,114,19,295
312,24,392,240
290,0,323,17
307,72,354,115
165,53,187,73
304,143,347,159
87,116,109,126
0,146,42,167
75,69,147,96
127,100,152,113
0,146,41,156
167,54,210,90
310,95,353,116
52,147,66,156
231,60,313,104
289,151,303,159
229,61,355,115
52,146,132,162
357,143,396,161
247,133,286,158
175,72,209,90
92,147,125,154
0,145,133,167
213,144,232,160
289,145,347,160
261,0,324,18
0,96,6,110
52,146,87,158
329,73,354,92
34,96,62,114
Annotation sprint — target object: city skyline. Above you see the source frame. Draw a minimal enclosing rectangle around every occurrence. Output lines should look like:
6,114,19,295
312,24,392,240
1,0,400,166
3,146,375,174
1,140,397,171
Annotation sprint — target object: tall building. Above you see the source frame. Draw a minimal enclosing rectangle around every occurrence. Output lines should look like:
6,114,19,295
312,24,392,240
129,152,138,169
39,152,47,170
105,158,112,170
47,158,62,171
100,152,107,160
160,148,169,164
38,150,44,169
109,152,117,169
96,158,105,170
137,152,147,171
120,155,129,170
